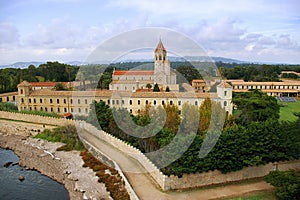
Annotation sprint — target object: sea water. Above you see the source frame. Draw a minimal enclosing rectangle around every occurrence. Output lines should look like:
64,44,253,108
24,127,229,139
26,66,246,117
0,148,69,200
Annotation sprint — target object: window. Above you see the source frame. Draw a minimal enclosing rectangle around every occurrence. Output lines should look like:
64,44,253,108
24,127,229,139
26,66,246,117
57,108,60,113
78,99,80,104
34,107,36,111
29,99,32,103
40,107,43,111
153,100,156,105
21,98,24,103
178,101,181,106
63,99,66,104
33,98,36,103
50,108,53,112
57,99,60,104
78,108,81,113
107,100,110,105
122,100,124,105
129,100,132,105
40,99,42,103
224,101,227,107
162,100,165,105
50,99,53,104
224,91,227,96
112,100,115,105
130,109,132,113
85,99,88,104
138,100,140,105
170,100,173,105
116,100,119,105
29,107,32,110
145,100,148,105
0,98,2,102
70,99,73,104
20,89,23,94
85,108,88,113
195,101,198,106
45,107,48,112
71,108,74,112
13,96,15,101
64,108,67,112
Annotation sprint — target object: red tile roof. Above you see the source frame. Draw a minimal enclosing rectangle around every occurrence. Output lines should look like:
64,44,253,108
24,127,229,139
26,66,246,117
113,70,154,76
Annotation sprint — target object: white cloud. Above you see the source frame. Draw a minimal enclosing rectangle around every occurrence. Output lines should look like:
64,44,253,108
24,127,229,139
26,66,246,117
0,22,19,46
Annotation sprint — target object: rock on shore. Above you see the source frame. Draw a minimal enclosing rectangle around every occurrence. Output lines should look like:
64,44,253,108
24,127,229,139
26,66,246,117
0,133,112,200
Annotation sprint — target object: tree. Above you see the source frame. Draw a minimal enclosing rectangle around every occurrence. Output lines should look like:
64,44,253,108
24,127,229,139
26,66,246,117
165,86,170,92
176,65,202,83
146,83,152,91
198,98,212,135
232,90,280,125
153,83,160,92
54,82,67,91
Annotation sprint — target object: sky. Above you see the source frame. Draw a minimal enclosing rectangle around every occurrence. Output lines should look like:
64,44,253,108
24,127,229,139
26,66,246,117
0,0,300,65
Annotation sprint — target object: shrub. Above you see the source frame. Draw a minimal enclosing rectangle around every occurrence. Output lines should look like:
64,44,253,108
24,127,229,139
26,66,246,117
264,170,300,200
33,125,85,151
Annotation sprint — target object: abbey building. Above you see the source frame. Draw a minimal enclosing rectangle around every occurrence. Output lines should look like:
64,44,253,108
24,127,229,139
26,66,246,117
109,40,179,92
14,40,233,116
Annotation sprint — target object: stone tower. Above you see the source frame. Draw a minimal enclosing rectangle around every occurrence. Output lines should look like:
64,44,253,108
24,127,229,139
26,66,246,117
154,39,171,85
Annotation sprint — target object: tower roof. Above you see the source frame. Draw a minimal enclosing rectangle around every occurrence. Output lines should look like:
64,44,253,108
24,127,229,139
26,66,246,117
155,39,166,53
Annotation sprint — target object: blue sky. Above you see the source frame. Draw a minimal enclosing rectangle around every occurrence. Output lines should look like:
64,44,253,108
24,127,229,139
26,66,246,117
0,0,300,65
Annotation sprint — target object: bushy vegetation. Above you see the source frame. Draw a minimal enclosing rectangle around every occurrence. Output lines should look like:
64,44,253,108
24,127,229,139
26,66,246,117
0,102,18,111
88,90,300,177
19,109,62,118
265,170,300,200
33,125,85,151
0,102,62,118
80,150,130,200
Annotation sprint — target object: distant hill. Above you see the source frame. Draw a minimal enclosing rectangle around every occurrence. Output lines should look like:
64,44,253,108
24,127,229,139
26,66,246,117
0,61,86,69
0,57,246,69
117,56,246,64
0,61,45,69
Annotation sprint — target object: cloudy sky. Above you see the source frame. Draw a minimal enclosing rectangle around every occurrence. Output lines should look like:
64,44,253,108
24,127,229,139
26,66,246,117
0,0,299,65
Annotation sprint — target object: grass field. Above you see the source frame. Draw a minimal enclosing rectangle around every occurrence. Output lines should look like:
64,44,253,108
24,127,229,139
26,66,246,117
279,100,300,122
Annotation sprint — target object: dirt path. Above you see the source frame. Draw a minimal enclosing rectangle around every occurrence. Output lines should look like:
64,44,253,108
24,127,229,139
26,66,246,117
80,130,274,200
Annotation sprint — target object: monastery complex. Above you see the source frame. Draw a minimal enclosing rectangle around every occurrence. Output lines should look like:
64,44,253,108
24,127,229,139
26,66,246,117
1,40,299,118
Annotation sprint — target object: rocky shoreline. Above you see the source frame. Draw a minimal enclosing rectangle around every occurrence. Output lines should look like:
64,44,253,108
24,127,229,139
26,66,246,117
0,132,112,200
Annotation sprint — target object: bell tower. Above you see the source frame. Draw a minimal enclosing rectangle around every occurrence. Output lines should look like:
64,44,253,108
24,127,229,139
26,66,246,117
154,39,170,85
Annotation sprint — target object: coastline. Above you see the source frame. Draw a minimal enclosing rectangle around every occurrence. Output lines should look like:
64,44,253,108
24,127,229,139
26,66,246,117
0,120,112,200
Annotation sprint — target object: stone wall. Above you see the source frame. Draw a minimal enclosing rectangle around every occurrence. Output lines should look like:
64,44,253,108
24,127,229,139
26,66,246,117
164,160,300,190
0,111,75,126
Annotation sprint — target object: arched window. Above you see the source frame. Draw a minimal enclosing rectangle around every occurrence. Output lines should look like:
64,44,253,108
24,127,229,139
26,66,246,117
224,101,227,107
145,100,148,105
153,100,156,105
129,100,132,105
138,100,140,105
159,55,162,60
20,89,23,94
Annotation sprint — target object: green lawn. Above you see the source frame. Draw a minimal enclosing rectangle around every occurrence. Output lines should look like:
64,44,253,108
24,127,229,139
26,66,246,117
279,100,300,122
